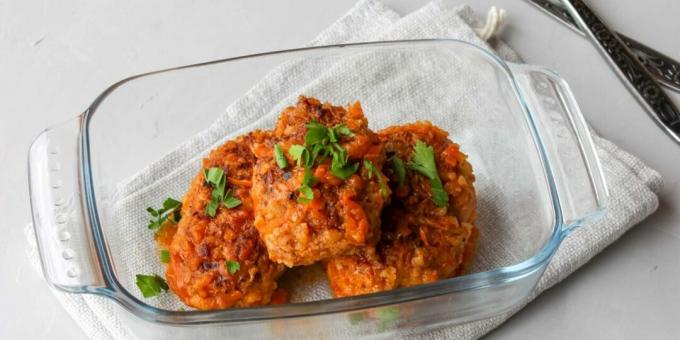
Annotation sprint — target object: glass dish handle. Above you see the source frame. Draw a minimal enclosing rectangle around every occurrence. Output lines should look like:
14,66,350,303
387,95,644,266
509,63,609,233
28,115,106,293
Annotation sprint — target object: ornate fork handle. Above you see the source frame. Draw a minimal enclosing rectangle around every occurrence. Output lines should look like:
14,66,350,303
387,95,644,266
529,0,680,92
561,0,680,142
621,34,680,92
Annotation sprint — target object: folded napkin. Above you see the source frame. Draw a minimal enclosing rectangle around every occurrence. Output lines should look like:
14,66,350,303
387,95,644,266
25,1,662,339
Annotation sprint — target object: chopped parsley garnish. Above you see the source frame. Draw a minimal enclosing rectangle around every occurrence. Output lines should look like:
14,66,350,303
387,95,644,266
364,159,388,198
289,144,309,166
204,167,241,217
146,197,182,230
331,160,359,180
376,306,400,332
287,120,358,203
274,144,288,169
204,167,225,217
329,144,357,179
222,193,241,210
348,312,365,325
297,167,315,203
377,306,400,322
301,165,316,186
310,143,329,163
135,274,169,298
204,167,224,185
390,156,406,187
159,250,170,263
409,141,449,207
304,120,330,146
333,125,355,138
223,193,242,209
297,185,314,204
226,260,240,275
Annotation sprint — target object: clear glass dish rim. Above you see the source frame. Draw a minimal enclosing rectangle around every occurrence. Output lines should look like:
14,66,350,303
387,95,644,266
79,39,569,324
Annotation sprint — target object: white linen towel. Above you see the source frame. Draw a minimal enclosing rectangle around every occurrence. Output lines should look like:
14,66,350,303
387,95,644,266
25,1,662,339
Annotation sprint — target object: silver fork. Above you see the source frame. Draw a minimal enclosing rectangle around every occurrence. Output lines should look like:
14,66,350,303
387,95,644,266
528,0,680,93
559,0,680,143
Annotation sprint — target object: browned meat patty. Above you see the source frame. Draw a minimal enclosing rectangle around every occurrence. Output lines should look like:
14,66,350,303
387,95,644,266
165,131,286,310
326,122,478,297
251,96,389,267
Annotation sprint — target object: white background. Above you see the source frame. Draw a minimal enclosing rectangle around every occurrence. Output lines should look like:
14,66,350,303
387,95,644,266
1,0,679,339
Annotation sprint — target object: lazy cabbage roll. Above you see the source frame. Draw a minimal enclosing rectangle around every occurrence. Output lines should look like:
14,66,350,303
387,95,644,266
165,131,286,310
325,122,478,297
251,96,389,267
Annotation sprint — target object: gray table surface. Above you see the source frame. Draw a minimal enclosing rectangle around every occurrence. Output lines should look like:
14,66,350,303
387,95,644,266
1,0,678,339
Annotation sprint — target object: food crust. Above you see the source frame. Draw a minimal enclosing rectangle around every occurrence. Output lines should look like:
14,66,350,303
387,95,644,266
166,131,286,310
326,122,478,297
251,96,388,267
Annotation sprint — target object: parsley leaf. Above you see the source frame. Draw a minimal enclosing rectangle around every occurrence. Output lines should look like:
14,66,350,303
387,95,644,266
205,169,225,217
297,167,316,203
274,144,288,169
311,143,329,163
205,200,220,217
204,167,224,186
163,198,182,222
377,306,400,323
305,120,330,146
147,198,182,230
409,141,449,207
222,192,242,209
297,185,314,204
135,274,169,298
376,306,400,332
159,250,170,264
430,180,449,208
226,260,240,275
289,119,359,203
328,125,338,143
330,161,359,180
328,124,354,143
333,124,354,138
391,156,406,187
409,141,438,179
204,167,240,217
331,143,348,164
364,159,388,197
301,166,316,187
348,312,365,325
288,144,308,166
328,140,357,179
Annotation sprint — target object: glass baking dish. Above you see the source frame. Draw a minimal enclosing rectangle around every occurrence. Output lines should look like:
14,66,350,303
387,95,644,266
28,39,607,339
